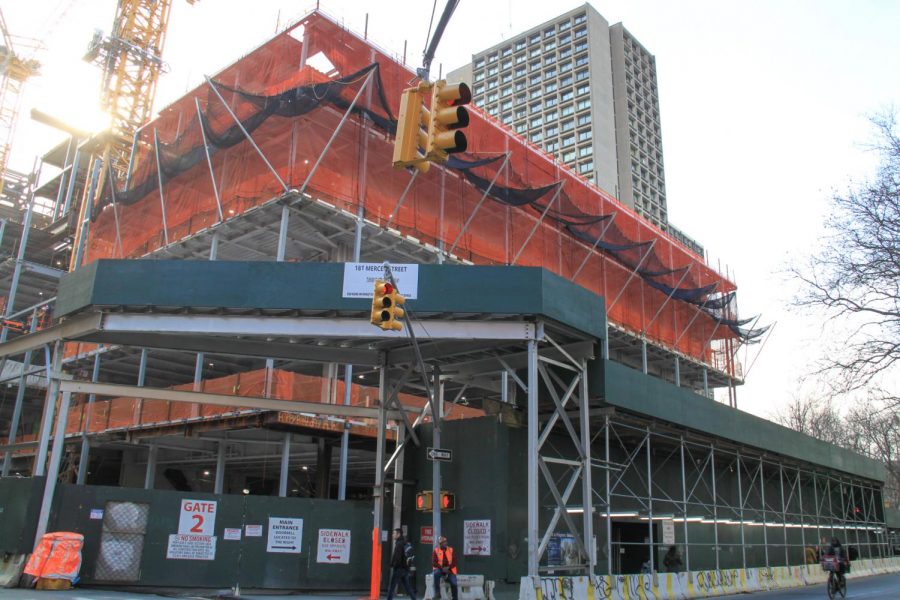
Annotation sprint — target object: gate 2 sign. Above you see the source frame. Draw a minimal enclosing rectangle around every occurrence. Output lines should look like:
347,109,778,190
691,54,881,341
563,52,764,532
178,499,217,536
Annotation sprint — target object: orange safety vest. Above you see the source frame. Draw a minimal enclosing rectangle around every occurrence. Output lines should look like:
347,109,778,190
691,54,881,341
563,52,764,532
434,546,457,574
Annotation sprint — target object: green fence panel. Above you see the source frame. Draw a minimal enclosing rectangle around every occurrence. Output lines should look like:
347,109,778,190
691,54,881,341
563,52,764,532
0,477,43,553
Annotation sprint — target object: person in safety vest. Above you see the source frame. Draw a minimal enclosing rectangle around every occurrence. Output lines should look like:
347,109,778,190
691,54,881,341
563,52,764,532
431,536,458,600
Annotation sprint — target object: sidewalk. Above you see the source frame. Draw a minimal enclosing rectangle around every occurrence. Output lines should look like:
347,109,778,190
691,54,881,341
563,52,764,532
0,589,368,600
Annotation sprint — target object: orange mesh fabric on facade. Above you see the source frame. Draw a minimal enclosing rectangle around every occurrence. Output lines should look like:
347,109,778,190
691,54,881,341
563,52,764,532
83,11,743,372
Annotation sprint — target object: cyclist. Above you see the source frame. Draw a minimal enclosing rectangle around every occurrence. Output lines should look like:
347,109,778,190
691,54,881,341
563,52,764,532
822,536,848,598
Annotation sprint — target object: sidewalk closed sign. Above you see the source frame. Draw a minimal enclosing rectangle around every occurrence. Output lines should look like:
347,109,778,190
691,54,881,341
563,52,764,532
463,519,491,556
316,528,351,564
267,517,303,553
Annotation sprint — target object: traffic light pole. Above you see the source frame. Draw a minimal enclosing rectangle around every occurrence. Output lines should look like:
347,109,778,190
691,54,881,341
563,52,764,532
432,368,443,545
418,0,460,82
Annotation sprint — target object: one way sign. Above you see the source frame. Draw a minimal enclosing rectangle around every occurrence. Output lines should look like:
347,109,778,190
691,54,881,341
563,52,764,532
427,447,452,462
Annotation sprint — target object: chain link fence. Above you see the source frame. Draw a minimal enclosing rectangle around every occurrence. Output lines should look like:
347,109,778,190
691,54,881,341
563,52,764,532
94,501,150,581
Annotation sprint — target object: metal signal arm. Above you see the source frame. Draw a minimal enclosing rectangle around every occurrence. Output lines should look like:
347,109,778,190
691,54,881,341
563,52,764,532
418,0,460,81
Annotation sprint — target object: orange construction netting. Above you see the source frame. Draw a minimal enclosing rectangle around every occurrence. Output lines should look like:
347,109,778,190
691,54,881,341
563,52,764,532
81,10,743,373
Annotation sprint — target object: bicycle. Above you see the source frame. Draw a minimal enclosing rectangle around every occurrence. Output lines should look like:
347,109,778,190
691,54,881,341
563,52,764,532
821,556,847,599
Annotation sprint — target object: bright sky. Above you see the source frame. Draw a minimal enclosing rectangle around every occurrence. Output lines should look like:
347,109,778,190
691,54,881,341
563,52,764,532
5,0,899,420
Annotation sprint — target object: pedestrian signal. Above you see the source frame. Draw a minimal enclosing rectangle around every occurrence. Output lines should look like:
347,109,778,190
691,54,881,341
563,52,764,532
416,491,433,511
440,491,456,511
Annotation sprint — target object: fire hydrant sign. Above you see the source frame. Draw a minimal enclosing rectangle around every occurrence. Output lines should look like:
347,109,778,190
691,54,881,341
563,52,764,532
267,517,303,553
178,499,217,536
316,528,351,564
463,519,491,556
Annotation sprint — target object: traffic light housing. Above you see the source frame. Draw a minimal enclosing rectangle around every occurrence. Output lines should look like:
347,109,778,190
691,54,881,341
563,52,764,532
427,80,471,162
440,491,456,511
370,279,406,331
416,491,433,511
393,84,431,174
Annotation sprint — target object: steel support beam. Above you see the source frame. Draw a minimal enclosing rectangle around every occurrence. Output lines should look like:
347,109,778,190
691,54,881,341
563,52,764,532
58,380,408,420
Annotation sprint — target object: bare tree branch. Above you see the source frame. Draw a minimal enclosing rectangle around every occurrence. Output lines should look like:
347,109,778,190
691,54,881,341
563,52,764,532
790,110,900,396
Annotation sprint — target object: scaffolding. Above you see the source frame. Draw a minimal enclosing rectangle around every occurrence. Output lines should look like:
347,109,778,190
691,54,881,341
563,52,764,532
69,10,753,389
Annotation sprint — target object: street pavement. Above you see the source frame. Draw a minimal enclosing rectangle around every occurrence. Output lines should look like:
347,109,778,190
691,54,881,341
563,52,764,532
1,572,899,599
717,571,900,598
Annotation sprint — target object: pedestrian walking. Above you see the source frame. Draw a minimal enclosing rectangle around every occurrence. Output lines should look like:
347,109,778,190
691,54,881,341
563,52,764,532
387,528,417,600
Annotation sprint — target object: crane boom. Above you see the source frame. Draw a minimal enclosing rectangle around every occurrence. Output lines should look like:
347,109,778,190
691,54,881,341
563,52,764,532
0,7,40,201
84,0,196,181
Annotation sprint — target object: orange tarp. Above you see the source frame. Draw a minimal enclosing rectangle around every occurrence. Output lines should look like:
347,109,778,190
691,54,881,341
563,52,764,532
82,11,739,372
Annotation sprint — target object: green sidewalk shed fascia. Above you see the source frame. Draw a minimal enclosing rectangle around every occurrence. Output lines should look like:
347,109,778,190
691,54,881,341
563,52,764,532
601,360,885,483
56,260,606,340
886,507,900,529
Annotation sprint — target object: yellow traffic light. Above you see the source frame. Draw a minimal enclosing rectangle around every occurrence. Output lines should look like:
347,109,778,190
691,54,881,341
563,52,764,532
370,279,405,331
393,85,431,174
427,80,471,162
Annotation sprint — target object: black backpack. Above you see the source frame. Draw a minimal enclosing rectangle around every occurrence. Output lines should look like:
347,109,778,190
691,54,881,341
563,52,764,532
404,542,415,567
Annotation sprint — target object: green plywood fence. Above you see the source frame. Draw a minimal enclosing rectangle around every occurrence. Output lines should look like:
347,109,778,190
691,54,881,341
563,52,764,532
48,484,373,590
0,477,44,554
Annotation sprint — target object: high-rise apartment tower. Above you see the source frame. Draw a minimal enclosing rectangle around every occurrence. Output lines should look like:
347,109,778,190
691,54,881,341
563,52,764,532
447,4,703,255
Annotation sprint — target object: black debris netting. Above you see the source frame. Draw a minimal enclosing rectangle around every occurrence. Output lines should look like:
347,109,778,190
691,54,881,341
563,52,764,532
96,62,765,342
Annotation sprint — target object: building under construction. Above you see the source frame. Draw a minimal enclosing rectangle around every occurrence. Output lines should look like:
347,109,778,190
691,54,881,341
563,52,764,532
0,7,895,597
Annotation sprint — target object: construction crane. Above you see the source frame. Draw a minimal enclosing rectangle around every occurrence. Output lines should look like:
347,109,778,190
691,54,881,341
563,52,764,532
84,0,198,182
70,0,196,271
0,8,41,202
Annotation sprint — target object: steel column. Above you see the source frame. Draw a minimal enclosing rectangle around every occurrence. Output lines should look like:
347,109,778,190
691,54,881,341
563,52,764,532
761,458,769,569
34,343,62,476
2,307,39,475
579,359,594,573
278,433,291,497
679,435,690,573
77,352,102,484
214,441,226,494
711,445,719,570
779,463,788,566
144,443,157,489
797,467,807,568
813,472,822,548
34,390,73,544
647,429,655,572
605,415,613,575
526,339,539,577
737,450,746,569
392,421,406,530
